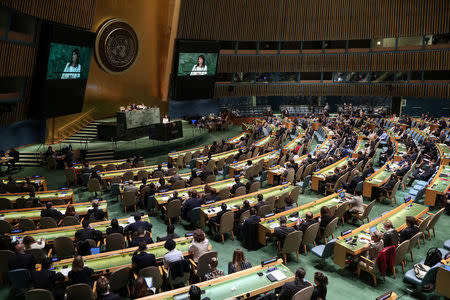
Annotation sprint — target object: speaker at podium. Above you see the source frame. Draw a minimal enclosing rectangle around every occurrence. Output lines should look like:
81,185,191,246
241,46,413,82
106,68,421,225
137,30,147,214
148,120,183,141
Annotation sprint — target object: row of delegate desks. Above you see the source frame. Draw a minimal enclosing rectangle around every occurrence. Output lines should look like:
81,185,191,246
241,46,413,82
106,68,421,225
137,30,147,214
424,164,450,206
311,156,351,191
229,150,280,177
52,236,199,277
99,164,168,181
1,201,107,223
0,189,74,206
194,148,240,168
363,160,396,198
258,192,347,245
351,139,368,158
144,259,294,300
1,176,48,191
200,183,293,227
167,131,248,163
281,129,305,154
73,159,128,171
333,200,428,268
153,177,249,209
8,215,140,245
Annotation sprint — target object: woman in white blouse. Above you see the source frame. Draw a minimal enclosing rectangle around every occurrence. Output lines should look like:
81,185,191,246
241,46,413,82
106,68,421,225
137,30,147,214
23,236,45,250
190,55,207,76
61,49,81,79
188,229,209,262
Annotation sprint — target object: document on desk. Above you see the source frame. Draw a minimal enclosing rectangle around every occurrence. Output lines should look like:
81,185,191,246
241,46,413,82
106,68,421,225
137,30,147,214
269,269,287,281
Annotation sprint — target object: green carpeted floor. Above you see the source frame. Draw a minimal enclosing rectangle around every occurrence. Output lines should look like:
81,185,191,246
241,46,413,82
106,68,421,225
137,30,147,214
2,128,449,300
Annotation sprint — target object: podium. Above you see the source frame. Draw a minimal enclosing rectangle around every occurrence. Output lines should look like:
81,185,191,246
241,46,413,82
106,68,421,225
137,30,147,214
148,121,183,141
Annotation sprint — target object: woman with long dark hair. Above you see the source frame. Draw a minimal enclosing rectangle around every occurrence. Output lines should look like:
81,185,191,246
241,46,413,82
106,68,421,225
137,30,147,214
190,55,207,76
61,48,81,79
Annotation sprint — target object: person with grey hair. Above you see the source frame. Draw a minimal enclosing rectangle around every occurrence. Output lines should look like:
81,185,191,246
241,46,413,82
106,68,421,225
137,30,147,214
360,230,384,260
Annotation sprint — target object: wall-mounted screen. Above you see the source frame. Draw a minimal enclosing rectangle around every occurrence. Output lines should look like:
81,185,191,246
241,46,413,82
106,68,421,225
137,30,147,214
177,53,218,76
46,43,92,80
171,40,219,100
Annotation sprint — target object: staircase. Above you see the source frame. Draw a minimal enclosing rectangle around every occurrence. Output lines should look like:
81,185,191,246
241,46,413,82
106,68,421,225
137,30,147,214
16,152,41,167
63,121,100,144
85,149,115,161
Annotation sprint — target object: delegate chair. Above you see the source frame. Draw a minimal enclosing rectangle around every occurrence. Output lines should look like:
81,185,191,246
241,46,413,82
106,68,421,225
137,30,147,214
166,259,190,288
122,171,134,182
25,289,55,300
213,211,234,243
109,266,131,296
122,191,137,213
18,218,37,231
426,208,444,240
52,236,74,258
62,216,80,226
292,285,314,300
417,215,432,245
0,250,15,285
138,266,163,292
257,204,271,217
392,240,410,278
320,217,338,244
311,238,337,265
66,283,95,300
106,233,126,251
407,232,423,261
88,178,102,198
301,223,319,255
352,200,376,224
279,231,302,263
39,217,58,229
191,251,218,281
8,269,32,294
165,199,182,225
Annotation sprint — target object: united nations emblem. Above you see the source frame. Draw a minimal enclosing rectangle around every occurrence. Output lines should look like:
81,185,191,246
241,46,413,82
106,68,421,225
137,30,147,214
95,19,139,74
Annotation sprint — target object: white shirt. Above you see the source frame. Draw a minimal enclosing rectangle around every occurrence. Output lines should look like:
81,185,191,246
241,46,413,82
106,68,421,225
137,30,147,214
190,65,207,76
61,63,81,79
188,239,209,262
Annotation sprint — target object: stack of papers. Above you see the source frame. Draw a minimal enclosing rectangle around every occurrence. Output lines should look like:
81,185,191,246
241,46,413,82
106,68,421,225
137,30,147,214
269,270,287,281
269,223,280,229
289,217,298,222
60,267,71,277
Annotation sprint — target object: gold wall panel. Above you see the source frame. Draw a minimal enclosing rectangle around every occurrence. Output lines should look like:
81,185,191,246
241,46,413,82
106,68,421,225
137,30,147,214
178,0,450,41
83,0,174,118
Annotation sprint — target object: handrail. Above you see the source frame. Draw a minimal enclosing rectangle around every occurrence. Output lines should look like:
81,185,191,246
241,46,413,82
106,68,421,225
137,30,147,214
51,108,95,143
58,108,95,134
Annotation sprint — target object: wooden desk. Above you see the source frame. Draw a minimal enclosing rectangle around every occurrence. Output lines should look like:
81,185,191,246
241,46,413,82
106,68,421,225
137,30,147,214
311,156,349,191
436,143,450,166
424,164,450,206
0,189,74,206
99,164,168,180
195,149,240,169
363,161,394,198
8,215,149,244
0,176,47,191
200,183,292,227
73,159,128,170
333,200,428,268
258,192,346,245
0,201,107,222
142,259,294,300
229,150,280,177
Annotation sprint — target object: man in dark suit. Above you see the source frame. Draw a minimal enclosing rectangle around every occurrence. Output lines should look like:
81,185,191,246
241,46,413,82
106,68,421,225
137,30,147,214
31,257,65,300
181,190,203,222
132,242,157,273
254,194,268,213
207,203,230,233
199,164,212,182
40,202,63,222
8,243,36,271
277,267,311,300
86,199,106,221
342,170,363,194
274,216,295,247
242,208,261,250
296,211,317,233
75,220,102,242
205,188,221,203
361,161,374,179
124,214,153,235
156,224,180,242
230,177,245,195
129,226,153,247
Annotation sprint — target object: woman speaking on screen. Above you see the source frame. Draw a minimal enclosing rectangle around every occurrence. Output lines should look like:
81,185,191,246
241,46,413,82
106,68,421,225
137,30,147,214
190,55,207,76
61,49,81,79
